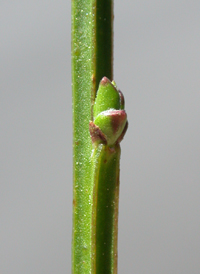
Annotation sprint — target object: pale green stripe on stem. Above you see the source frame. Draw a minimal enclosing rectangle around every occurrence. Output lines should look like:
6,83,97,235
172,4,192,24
71,0,95,272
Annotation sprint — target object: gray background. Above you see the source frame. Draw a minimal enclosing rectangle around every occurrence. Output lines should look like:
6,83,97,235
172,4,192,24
1,0,200,273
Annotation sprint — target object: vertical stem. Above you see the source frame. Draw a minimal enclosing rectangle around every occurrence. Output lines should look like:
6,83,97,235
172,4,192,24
71,1,95,273
96,0,113,85
72,0,114,273
91,144,120,274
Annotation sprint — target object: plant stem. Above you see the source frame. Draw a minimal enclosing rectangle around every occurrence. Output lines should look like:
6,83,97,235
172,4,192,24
96,0,113,84
91,144,120,274
71,1,95,272
72,0,121,273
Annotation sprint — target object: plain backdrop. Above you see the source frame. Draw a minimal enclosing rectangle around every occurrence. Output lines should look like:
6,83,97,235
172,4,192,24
1,1,200,273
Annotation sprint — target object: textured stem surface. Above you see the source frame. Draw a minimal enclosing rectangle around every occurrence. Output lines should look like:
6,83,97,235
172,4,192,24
91,144,120,274
71,0,95,272
72,0,114,273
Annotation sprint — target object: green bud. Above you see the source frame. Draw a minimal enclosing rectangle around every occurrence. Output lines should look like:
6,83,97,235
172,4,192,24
90,77,128,146
92,109,127,146
93,77,121,119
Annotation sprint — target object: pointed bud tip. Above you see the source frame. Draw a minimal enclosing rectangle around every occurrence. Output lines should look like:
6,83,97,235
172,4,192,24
100,77,111,86
103,109,127,120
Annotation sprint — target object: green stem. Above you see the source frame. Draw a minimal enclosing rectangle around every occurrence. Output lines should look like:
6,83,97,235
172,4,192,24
96,0,113,85
72,0,121,273
91,144,120,274
71,0,95,272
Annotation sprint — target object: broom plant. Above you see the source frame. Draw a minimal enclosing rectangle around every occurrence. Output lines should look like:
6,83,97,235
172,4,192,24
72,0,128,273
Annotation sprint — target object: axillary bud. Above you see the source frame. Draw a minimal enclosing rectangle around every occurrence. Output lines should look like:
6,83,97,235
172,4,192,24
90,77,128,146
